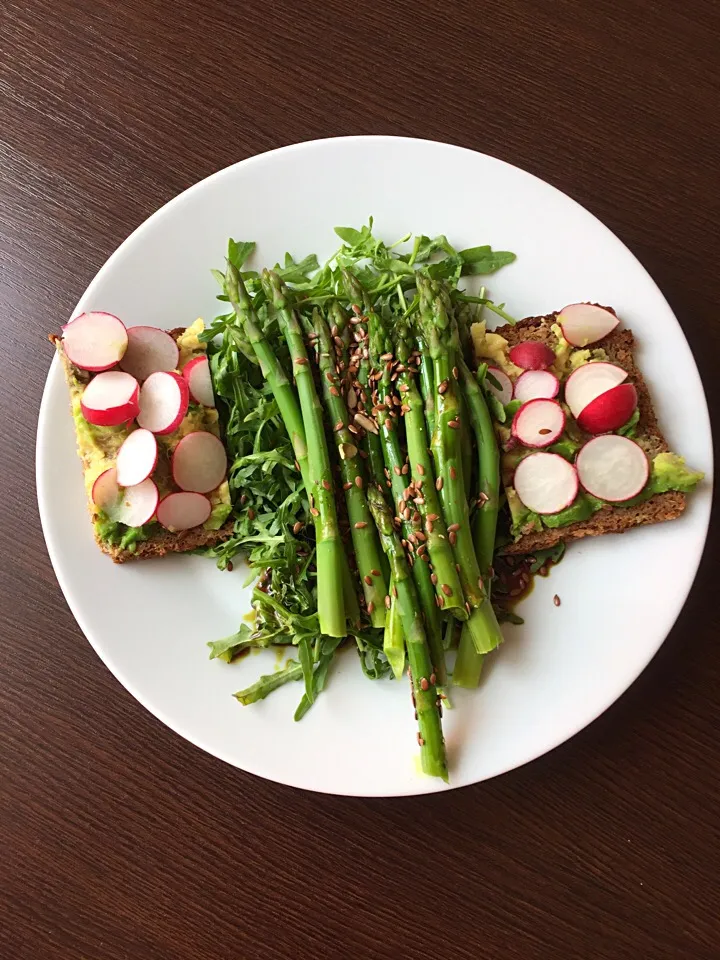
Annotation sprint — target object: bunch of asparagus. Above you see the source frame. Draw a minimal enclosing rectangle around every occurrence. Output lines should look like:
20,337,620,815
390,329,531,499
223,251,504,782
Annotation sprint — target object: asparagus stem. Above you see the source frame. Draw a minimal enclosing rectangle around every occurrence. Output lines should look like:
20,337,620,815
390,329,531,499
312,308,388,627
367,486,448,782
417,278,503,656
234,660,303,705
417,339,436,439
225,263,309,487
383,577,405,680
459,360,500,582
262,270,346,638
366,306,447,690
395,324,466,622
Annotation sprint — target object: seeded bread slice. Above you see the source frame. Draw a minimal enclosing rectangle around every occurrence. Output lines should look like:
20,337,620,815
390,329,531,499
494,314,685,555
50,327,234,563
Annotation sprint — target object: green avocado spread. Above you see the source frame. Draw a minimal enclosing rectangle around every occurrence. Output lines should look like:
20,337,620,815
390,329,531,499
63,320,232,547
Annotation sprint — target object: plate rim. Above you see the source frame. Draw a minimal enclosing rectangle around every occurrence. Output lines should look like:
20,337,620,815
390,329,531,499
36,135,714,796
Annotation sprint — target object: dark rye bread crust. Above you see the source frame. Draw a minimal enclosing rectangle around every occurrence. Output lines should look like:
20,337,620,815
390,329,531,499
51,327,234,563
494,314,685,555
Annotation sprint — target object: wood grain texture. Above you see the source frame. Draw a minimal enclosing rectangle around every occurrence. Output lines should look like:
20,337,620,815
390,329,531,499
1,0,718,957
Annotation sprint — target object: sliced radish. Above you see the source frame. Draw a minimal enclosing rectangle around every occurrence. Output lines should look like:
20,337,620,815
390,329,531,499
508,340,555,371
172,431,227,493
92,467,158,525
484,366,513,406
564,362,628,419
577,383,638,434
558,303,619,347
514,453,579,515
119,326,180,382
157,492,211,531
513,370,560,404
577,435,649,502
512,399,565,448
80,371,140,426
137,371,189,435
183,355,215,407
116,429,158,487
62,312,128,372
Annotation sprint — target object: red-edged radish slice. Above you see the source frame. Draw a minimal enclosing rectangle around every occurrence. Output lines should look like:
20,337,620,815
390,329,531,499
183,355,215,407
137,371,189,435
564,362,628,419
577,435,649,502
577,383,638,434
119,326,179,382
62,312,128,371
513,370,560,404
485,366,513,406
116,429,158,487
514,453,579,515
558,303,619,347
511,399,565,448
92,468,159,525
172,431,227,493
157,491,211,531
508,340,555,371
80,371,140,426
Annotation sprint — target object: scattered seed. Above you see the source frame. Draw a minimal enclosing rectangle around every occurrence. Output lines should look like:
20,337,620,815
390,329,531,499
295,357,308,366
449,531,457,546
322,479,331,491
420,677,430,691
354,521,368,529
465,601,471,614
364,575,373,586
248,508,255,521
452,365,459,380
478,577,484,590
334,419,344,432
438,595,446,608
393,585,398,599
367,601,375,614
394,465,401,476
426,520,434,534
355,475,363,489
347,387,358,408
329,385,340,397
437,380,448,395
240,494,248,505
402,507,411,521
448,419,460,429
417,464,425,476
226,560,233,572
310,507,320,517
430,673,436,685
355,412,379,434
398,383,410,392
401,463,409,475
415,531,426,542
348,424,359,435
431,573,438,585
450,466,457,481
539,428,552,435
293,521,304,534
417,733,425,747
384,418,393,431
403,488,411,502
436,477,443,491
447,523,460,533
553,594,561,607
385,594,391,609
343,481,353,490
325,371,335,384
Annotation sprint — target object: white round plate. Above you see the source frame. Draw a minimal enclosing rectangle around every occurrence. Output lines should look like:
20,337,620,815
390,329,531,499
37,137,713,796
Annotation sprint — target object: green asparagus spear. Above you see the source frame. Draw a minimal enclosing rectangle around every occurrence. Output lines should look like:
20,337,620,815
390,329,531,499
394,319,466,622
383,577,405,680
367,485,448,782
262,270,346,638
311,307,388,627
366,306,448,690
459,360,500,582
225,263,309,487
416,277,503,656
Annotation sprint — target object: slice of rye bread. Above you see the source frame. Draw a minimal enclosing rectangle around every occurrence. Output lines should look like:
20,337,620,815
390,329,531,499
492,313,685,555
50,327,235,563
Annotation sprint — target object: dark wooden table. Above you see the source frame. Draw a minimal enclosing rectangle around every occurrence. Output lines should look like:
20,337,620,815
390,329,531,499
2,1,718,957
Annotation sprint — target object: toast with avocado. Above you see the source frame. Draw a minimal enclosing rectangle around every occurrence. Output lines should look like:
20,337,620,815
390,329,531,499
471,305,704,556
51,317,234,563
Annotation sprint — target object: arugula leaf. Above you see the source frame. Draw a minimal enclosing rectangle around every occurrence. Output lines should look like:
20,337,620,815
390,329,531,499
207,623,257,662
528,542,566,574
461,249,517,275
274,251,320,284
227,239,256,271
298,636,315,705
617,407,640,437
